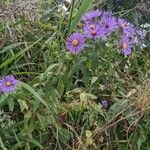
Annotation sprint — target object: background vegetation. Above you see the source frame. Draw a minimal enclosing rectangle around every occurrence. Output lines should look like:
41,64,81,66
0,0,149,149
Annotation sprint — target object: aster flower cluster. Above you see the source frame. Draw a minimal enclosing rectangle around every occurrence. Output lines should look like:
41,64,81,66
118,18,145,56
66,9,145,56
0,75,19,94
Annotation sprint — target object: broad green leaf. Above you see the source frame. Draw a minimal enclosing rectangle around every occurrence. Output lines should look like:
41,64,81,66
57,77,65,97
8,98,14,111
0,94,8,107
108,99,128,119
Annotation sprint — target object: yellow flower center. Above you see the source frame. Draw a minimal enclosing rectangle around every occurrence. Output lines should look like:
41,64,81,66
91,30,97,36
72,39,79,46
122,43,127,49
90,24,95,29
6,81,11,87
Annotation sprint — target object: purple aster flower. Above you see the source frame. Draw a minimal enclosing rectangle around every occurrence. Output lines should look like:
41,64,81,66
66,33,85,54
120,36,134,56
118,18,127,28
118,18,135,36
101,12,118,36
0,75,19,93
102,11,113,18
83,23,106,39
101,99,109,109
82,10,102,22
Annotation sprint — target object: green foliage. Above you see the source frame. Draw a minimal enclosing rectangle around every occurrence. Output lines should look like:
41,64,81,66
69,0,92,32
0,0,149,149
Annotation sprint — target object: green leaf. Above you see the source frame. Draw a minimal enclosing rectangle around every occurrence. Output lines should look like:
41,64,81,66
25,142,30,150
108,100,128,119
57,77,65,97
68,57,87,78
38,63,60,81
69,0,92,32
20,82,49,109
0,94,8,107
24,138,44,149
17,99,28,112
137,138,142,150
86,130,92,138
124,107,139,125
44,63,60,74
81,66,90,87
57,126,72,144
12,130,22,149
8,98,14,111
91,76,98,85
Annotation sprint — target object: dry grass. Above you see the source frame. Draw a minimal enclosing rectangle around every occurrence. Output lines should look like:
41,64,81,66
137,78,150,111
0,0,39,22
127,77,150,111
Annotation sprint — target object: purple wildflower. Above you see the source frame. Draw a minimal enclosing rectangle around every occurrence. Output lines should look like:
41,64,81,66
84,23,106,39
0,75,18,93
102,11,113,18
101,99,109,109
118,18,127,29
66,33,85,54
82,10,102,22
118,18,135,36
120,36,134,56
101,12,118,36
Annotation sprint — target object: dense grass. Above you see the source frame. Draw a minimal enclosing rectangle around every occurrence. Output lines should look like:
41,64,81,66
0,0,150,149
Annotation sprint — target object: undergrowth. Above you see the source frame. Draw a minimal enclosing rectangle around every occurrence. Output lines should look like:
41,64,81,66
0,0,149,149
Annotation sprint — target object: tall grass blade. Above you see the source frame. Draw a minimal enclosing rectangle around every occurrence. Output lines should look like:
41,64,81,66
0,38,42,69
69,0,92,32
